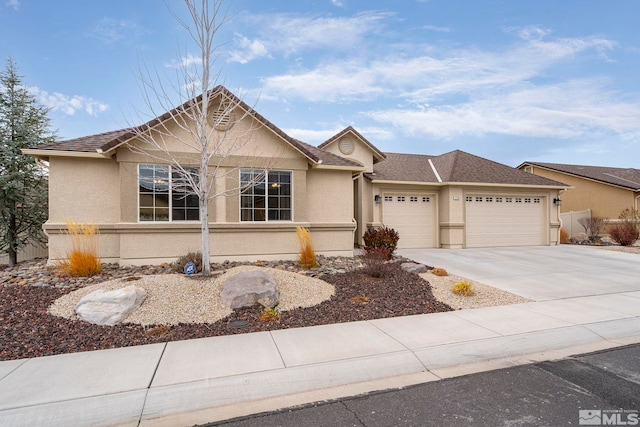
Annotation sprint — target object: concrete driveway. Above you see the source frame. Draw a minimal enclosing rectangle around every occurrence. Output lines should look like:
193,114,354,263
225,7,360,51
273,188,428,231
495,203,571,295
399,245,640,301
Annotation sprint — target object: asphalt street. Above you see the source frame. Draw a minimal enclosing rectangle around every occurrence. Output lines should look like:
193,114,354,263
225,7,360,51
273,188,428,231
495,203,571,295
202,343,640,427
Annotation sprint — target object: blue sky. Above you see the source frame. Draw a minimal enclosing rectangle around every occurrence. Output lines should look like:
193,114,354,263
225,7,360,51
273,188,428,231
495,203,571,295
2,0,640,167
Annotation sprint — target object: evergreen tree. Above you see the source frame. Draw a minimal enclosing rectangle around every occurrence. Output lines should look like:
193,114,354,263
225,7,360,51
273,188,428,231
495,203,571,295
0,58,55,266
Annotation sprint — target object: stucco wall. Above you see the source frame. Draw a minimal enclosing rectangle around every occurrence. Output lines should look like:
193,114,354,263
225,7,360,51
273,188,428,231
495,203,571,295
306,168,354,223
48,157,120,223
524,167,636,220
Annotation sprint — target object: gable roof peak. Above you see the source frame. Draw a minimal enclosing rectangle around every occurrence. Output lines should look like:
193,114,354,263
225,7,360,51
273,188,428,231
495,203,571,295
318,126,386,162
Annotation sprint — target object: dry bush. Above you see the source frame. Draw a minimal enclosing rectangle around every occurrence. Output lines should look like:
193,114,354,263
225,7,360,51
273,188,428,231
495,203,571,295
609,223,639,246
560,227,570,244
431,267,448,276
578,216,606,241
58,222,101,277
172,251,203,273
296,227,318,268
452,281,474,296
359,247,390,278
145,325,171,337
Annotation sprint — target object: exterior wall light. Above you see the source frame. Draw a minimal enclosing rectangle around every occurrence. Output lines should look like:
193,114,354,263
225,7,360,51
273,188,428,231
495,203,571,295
374,195,382,203
553,198,562,206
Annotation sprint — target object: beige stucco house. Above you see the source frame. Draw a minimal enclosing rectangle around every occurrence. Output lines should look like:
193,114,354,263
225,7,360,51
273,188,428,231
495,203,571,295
24,86,567,265
518,162,640,223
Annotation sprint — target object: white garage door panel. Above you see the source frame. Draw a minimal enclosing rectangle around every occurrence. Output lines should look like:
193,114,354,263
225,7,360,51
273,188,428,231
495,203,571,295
383,195,436,249
466,196,544,247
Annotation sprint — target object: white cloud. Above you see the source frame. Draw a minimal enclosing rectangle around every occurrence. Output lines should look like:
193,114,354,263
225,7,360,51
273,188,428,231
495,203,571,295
331,0,345,7
228,35,269,64
365,79,640,140
229,11,393,63
91,17,145,45
29,87,109,117
6,0,19,11
165,53,201,69
423,25,450,33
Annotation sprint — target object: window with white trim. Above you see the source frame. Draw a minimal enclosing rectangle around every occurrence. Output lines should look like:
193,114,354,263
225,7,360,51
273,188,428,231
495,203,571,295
397,196,406,202
139,164,200,222
410,196,418,202
506,197,513,202
466,196,473,202
496,197,503,202
515,197,522,203
525,198,531,203
534,198,541,204
475,196,483,202
384,196,393,202
422,196,430,202
486,197,493,202
240,169,292,221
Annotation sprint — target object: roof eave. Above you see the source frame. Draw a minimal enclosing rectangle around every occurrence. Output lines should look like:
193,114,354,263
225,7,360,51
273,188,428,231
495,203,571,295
22,148,112,160
520,163,639,191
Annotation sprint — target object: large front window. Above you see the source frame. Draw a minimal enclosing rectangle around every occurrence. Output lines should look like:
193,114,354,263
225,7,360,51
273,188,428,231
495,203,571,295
240,169,291,221
139,164,200,221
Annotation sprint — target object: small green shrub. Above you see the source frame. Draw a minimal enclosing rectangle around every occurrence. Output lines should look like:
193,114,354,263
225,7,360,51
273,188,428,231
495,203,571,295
363,226,399,260
609,223,639,246
359,247,390,278
172,251,203,274
452,281,474,296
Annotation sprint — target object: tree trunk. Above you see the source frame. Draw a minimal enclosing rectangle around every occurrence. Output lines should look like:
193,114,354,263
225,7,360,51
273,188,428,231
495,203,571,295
200,185,211,277
8,212,17,267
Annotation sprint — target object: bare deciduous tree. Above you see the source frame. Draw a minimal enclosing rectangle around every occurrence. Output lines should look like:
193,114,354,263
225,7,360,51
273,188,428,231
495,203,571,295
127,0,274,276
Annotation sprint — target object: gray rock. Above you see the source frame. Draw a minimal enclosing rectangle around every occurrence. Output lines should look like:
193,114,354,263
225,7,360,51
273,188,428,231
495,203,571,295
76,285,147,326
573,232,589,242
401,262,428,274
221,270,279,309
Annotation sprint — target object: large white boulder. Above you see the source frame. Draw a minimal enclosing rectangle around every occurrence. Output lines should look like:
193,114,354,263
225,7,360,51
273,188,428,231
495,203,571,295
221,270,279,309
75,285,147,326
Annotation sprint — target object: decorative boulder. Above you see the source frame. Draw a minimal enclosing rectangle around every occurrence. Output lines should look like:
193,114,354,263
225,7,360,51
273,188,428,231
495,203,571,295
76,285,147,326
573,232,589,242
221,270,279,309
401,262,428,274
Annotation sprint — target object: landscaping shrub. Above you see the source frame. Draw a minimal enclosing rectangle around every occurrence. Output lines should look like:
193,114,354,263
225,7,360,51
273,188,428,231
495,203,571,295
58,221,101,277
578,216,606,241
363,226,399,260
559,227,569,244
431,267,448,276
609,223,639,246
259,307,280,323
452,281,474,296
359,247,390,278
172,251,203,274
296,226,318,268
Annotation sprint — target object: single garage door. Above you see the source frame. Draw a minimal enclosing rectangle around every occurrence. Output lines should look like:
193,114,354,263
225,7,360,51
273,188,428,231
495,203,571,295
466,195,545,247
383,194,436,248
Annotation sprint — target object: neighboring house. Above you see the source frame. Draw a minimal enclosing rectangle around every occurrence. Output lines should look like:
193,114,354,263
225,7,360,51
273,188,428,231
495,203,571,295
23,86,568,265
518,162,640,224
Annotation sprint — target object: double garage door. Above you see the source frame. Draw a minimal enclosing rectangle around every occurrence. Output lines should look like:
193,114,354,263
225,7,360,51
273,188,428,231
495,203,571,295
466,195,545,247
382,193,545,249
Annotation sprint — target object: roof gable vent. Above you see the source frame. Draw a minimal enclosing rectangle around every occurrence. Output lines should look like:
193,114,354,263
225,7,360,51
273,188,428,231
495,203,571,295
338,137,355,155
209,102,233,131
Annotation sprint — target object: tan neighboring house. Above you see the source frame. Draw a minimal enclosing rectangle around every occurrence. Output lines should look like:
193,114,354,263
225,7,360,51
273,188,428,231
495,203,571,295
518,162,640,223
23,86,568,266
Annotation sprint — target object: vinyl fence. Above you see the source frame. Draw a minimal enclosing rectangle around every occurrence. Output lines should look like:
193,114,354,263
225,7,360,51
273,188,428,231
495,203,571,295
0,242,48,265
560,209,591,238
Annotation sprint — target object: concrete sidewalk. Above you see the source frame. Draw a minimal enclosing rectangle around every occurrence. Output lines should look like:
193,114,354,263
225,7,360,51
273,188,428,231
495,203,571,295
1,246,640,426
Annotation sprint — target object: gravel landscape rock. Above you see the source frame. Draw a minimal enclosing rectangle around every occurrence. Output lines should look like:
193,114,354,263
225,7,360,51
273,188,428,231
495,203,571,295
0,255,531,361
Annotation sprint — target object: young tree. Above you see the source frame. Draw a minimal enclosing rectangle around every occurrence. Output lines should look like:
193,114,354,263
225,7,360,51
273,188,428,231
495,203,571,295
0,58,55,266
129,0,272,276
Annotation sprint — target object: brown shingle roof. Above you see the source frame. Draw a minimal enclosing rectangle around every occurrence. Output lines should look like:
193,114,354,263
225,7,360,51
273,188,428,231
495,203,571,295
366,150,567,187
29,86,362,169
520,161,640,191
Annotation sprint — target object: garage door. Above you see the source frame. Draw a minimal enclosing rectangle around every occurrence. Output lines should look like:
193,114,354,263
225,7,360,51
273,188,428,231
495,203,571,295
466,195,544,247
382,194,436,248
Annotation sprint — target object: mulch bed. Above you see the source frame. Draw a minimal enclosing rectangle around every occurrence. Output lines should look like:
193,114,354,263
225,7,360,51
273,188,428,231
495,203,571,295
0,262,452,361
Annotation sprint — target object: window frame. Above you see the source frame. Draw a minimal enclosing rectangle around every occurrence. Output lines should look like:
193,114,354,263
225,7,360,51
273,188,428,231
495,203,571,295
239,168,293,222
138,164,200,223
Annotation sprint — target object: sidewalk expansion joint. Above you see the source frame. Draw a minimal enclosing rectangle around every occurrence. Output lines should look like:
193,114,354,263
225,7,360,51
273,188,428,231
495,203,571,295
137,342,168,427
